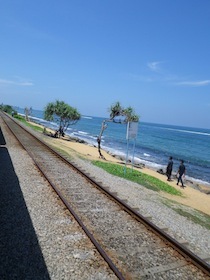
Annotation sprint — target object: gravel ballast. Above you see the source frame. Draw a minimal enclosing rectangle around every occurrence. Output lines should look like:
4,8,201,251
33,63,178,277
0,119,117,280
0,117,209,279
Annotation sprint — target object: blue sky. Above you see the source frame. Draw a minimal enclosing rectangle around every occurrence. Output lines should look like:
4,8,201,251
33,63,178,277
0,1,210,129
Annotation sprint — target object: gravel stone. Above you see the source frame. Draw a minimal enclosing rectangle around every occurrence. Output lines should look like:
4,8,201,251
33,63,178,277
1,118,209,279
0,119,117,280
73,157,210,259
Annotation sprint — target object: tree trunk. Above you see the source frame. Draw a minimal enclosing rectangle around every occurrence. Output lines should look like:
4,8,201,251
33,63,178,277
97,120,107,160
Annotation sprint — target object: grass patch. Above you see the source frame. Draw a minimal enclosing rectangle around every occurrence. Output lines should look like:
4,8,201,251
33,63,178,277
92,161,182,195
14,115,44,132
15,115,73,160
175,209,210,230
163,200,210,230
51,145,73,160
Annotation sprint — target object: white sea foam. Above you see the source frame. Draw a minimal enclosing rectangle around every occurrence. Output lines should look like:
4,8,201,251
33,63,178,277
102,147,163,170
185,176,210,188
159,126,210,137
89,135,97,140
104,144,210,185
143,153,150,157
78,131,89,135
30,116,40,121
82,116,93,119
18,110,210,186
133,157,163,170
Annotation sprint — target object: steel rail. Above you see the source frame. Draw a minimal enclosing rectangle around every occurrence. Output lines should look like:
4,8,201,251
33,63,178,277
1,111,210,277
0,112,125,280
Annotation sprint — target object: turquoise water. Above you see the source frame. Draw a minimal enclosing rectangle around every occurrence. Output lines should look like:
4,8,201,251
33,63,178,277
15,107,210,186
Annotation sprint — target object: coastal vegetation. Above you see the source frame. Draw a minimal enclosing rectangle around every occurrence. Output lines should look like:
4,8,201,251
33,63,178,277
92,160,182,195
0,104,17,115
174,208,210,230
5,110,209,219
97,101,139,159
163,200,210,230
44,100,81,138
14,115,44,132
0,103,33,121
12,111,181,197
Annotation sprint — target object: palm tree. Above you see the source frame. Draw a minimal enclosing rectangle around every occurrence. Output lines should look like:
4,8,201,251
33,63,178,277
123,106,139,122
44,100,81,137
97,102,139,159
24,107,32,121
109,101,122,120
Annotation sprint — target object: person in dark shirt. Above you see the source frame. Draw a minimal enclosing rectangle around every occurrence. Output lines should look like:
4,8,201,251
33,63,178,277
176,160,186,188
166,156,173,181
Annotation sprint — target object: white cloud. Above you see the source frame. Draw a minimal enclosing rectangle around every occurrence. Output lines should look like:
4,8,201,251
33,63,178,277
147,61,163,72
0,78,33,86
126,73,155,82
0,79,13,85
127,62,210,88
176,80,210,87
19,81,34,86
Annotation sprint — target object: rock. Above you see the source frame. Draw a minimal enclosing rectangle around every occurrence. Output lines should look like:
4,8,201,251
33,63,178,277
157,168,165,175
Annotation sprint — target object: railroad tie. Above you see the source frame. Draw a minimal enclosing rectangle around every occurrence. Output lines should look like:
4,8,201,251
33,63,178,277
139,259,188,277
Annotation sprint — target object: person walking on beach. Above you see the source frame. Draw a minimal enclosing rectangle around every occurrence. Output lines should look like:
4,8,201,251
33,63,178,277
176,160,186,188
166,156,173,181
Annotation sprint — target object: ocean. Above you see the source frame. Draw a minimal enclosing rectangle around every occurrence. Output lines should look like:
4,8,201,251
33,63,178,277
15,107,210,187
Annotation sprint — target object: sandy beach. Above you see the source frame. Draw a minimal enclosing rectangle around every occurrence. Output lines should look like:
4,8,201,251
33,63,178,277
38,125,210,217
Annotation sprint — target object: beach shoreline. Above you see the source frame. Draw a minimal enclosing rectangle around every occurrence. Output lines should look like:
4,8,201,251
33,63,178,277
42,124,210,192
24,119,210,215
34,123,210,216
23,109,210,185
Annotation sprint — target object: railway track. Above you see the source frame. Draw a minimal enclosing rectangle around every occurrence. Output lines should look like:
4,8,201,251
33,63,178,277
1,112,210,279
